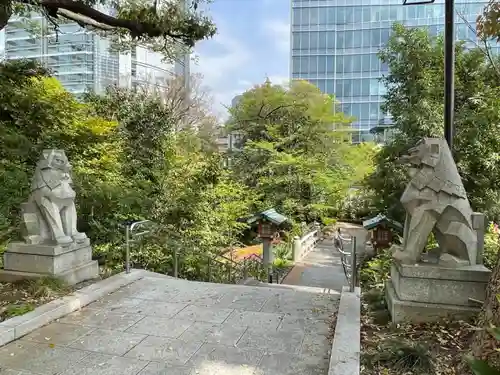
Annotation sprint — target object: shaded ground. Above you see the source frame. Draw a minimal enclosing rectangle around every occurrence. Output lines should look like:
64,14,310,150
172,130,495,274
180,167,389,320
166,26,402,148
360,289,475,375
0,277,101,323
0,275,339,375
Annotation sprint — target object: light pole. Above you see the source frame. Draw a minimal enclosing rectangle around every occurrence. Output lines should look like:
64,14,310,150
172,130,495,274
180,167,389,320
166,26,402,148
403,0,455,150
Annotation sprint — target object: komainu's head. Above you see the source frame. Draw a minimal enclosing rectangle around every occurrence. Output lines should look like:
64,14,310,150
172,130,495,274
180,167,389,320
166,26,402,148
37,149,71,173
400,137,466,198
399,138,448,168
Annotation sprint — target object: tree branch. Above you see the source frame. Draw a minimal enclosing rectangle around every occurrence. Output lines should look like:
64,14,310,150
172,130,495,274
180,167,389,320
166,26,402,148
456,10,500,81
16,0,196,43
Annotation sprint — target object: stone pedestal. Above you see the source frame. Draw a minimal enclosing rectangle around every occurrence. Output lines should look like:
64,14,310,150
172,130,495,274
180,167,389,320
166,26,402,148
385,260,490,323
0,238,98,285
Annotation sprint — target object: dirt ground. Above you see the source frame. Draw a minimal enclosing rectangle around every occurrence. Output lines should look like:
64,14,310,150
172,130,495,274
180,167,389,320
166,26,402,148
0,276,103,323
360,290,475,375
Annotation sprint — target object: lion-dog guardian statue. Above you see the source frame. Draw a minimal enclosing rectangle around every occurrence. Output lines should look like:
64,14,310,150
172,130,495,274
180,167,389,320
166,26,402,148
21,149,87,245
393,138,481,266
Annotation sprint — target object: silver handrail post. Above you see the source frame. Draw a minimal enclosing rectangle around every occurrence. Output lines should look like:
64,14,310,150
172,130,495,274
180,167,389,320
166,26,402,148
125,225,131,274
350,236,357,292
125,220,152,274
173,247,178,278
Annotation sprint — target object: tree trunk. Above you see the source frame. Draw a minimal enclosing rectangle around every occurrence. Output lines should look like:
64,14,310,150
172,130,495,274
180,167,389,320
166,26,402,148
470,253,500,368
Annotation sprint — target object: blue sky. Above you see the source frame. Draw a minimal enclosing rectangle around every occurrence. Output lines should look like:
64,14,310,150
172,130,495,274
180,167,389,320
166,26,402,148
191,0,290,119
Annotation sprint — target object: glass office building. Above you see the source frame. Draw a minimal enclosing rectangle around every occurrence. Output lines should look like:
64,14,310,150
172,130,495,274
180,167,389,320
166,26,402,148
119,47,178,89
1,14,119,95
290,0,490,143
1,15,188,95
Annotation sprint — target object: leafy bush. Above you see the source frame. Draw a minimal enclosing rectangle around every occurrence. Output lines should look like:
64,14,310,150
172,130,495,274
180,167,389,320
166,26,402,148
0,62,255,281
360,248,393,291
273,257,292,269
484,222,500,270
274,242,291,261
321,217,337,226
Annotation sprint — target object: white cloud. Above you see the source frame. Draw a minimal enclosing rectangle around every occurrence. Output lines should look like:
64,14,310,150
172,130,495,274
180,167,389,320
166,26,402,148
262,19,290,54
191,28,251,121
237,79,252,87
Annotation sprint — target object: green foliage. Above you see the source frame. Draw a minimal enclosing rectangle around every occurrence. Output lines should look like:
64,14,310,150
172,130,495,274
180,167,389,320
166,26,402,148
321,217,337,226
22,277,71,298
366,24,500,222
3,0,216,61
0,60,254,281
0,60,122,247
226,79,371,225
0,61,374,284
360,249,392,291
468,358,500,375
274,242,291,261
273,257,292,269
84,86,256,272
484,223,500,270
4,303,34,318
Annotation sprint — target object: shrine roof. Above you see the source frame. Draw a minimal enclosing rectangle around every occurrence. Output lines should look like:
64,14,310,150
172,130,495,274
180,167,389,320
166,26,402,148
245,208,289,226
363,214,403,232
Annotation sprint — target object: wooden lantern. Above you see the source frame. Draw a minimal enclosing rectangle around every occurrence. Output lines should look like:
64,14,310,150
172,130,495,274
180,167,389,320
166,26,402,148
258,221,276,238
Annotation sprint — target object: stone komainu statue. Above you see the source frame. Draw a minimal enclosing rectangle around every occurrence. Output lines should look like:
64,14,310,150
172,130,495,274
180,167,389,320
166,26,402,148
22,149,87,245
394,138,480,265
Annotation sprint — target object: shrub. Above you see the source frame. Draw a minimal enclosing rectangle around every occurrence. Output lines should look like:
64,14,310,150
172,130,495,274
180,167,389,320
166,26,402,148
484,222,500,270
360,248,392,291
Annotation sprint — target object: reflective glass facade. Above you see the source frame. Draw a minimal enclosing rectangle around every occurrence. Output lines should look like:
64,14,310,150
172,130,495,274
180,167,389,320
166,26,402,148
290,0,490,143
120,47,178,89
1,15,188,95
3,15,119,95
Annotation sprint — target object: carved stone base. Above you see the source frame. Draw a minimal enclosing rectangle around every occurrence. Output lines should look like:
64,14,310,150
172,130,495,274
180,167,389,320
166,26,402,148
0,239,99,285
385,260,490,323
385,280,481,323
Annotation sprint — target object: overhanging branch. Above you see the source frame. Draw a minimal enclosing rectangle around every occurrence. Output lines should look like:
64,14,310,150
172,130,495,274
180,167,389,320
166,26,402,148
17,0,195,42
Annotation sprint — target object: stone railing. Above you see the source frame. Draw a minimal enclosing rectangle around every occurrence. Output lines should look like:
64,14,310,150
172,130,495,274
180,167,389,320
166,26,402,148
292,224,321,262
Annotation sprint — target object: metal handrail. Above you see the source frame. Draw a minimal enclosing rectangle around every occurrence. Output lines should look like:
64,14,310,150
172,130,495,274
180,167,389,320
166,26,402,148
334,232,358,292
123,220,271,284
125,220,154,274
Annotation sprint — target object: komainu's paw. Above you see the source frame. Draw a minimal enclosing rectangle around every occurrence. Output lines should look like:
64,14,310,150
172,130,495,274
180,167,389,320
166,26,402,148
56,236,73,245
72,232,87,241
392,249,418,265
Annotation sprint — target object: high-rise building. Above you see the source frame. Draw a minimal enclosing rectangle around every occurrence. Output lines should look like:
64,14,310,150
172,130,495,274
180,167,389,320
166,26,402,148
1,14,119,95
290,0,490,143
119,47,177,89
0,14,189,95
217,95,243,153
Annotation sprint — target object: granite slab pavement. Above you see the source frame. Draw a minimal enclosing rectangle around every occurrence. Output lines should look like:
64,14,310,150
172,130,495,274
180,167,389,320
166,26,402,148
0,275,339,375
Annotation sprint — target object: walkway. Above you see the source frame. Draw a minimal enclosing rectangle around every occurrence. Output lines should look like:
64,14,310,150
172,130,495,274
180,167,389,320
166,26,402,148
282,238,351,293
0,275,339,375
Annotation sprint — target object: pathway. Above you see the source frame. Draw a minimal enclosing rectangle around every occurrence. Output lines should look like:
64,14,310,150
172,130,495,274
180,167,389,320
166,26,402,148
0,275,339,375
282,238,351,293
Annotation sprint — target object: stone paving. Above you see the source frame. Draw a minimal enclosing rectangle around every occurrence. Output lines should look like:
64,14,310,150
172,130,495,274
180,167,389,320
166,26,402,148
282,239,349,293
0,275,339,375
